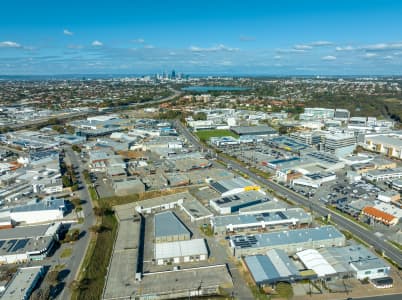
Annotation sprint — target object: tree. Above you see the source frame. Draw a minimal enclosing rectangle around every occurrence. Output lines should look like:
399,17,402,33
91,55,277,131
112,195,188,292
193,112,207,121
71,145,81,153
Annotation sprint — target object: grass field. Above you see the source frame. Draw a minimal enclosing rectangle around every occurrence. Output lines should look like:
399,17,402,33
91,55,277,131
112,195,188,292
195,129,238,142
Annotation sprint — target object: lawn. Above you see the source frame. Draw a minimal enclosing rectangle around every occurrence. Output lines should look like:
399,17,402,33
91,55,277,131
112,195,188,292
195,129,238,142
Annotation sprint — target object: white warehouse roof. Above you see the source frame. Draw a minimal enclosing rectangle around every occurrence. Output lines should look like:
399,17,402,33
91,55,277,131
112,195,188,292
296,249,337,277
155,239,207,260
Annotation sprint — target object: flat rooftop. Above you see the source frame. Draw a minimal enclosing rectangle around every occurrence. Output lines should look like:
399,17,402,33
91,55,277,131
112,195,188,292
138,265,233,297
154,238,207,260
1,266,43,300
213,208,311,227
210,177,258,194
367,135,402,148
154,211,191,239
211,190,268,208
231,125,276,136
230,226,344,250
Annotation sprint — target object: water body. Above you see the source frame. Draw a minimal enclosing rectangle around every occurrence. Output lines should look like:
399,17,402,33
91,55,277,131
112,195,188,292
182,86,250,92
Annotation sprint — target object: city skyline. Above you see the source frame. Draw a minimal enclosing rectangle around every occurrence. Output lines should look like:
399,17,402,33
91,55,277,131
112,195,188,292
1,0,402,75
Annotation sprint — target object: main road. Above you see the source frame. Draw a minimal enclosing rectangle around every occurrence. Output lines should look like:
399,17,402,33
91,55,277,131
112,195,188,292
56,146,96,300
174,120,402,268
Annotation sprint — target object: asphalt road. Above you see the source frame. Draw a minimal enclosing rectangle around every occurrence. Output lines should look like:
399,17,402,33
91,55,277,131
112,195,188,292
174,120,402,268
56,146,96,300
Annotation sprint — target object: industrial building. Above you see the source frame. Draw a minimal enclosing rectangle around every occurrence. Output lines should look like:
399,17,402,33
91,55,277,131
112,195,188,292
229,226,345,257
296,249,337,278
113,178,145,196
1,266,44,300
364,168,402,182
319,244,391,280
324,133,356,157
231,125,277,137
299,108,334,121
7,196,66,224
292,172,337,188
364,135,402,159
209,177,262,197
154,211,191,243
0,222,60,264
135,192,188,214
210,190,269,215
179,199,213,222
211,208,312,235
243,249,301,286
154,238,208,265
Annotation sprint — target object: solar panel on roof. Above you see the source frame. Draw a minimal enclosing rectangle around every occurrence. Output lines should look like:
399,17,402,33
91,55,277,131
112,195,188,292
276,212,287,220
11,239,29,252
6,240,17,252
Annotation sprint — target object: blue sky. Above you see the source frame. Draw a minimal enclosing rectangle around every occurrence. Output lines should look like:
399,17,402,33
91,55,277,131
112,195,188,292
1,0,402,75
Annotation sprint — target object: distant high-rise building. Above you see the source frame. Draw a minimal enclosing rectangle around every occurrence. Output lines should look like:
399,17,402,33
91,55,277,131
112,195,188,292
171,70,176,79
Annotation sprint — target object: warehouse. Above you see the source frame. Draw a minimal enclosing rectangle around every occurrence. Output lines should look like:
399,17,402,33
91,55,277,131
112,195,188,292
229,226,345,257
154,211,191,243
154,238,208,265
9,196,66,224
209,177,262,197
135,192,189,214
244,249,301,286
319,244,391,280
1,266,44,300
113,178,145,196
210,190,269,215
179,199,213,222
292,172,337,188
363,168,402,181
211,208,312,235
0,223,60,265
296,249,337,278
231,125,277,137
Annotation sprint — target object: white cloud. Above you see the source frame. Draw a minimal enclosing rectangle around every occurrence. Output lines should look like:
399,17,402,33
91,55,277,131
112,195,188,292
91,40,103,47
336,45,355,51
322,55,337,61
189,44,239,52
294,44,312,50
361,42,402,51
63,29,73,36
310,41,333,46
293,41,333,50
274,55,282,60
364,53,377,58
384,55,394,60
133,38,145,43
0,41,22,48
143,44,154,49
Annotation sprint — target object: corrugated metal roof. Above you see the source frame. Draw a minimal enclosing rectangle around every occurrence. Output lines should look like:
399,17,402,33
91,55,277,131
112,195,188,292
154,211,191,238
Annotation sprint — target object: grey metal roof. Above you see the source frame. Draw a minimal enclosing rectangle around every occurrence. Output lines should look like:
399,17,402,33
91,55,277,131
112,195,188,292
213,208,311,227
230,226,344,249
231,125,276,136
245,249,300,284
10,197,65,213
154,211,191,238
320,243,389,272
